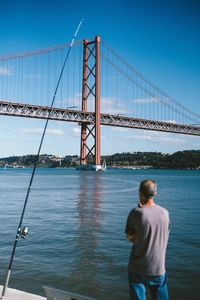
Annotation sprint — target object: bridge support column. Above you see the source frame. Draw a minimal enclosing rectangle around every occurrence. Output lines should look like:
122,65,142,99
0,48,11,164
80,36,101,168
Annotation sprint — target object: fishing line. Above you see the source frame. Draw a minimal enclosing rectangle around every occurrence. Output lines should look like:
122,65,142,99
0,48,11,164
1,19,83,299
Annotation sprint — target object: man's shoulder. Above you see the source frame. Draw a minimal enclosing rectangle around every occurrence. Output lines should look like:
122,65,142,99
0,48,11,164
128,207,143,217
154,205,170,222
156,205,169,214
127,207,140,217
134,205,169,218
128,205,169,216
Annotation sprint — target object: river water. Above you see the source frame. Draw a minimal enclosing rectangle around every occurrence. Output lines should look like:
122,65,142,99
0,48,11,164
0,168,199,300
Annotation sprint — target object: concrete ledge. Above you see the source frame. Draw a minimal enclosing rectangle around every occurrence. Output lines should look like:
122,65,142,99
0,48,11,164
43,286,97,300
0,286,45,300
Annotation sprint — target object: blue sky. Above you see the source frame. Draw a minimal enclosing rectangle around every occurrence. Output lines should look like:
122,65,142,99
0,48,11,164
0,0,199,158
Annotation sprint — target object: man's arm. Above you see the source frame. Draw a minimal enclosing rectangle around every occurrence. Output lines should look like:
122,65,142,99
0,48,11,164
125,210,136,243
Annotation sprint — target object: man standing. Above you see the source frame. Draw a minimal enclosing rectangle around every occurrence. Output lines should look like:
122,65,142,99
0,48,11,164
125,179,170,300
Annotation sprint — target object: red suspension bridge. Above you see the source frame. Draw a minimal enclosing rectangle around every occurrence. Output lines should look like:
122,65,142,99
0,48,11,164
0,36,199,169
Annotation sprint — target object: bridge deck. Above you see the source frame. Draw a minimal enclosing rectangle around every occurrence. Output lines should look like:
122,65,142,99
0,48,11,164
0,100,199,136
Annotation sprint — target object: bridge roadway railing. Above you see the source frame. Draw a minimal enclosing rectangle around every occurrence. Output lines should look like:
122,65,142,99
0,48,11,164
0,100,199,136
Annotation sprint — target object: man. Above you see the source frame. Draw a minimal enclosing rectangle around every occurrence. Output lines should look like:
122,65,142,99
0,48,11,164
125,179,170,300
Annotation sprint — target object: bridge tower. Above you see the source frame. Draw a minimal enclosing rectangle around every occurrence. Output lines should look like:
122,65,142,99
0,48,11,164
79,36,101,170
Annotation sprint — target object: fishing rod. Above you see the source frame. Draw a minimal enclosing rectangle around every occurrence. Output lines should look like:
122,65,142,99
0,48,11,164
1,19,83,299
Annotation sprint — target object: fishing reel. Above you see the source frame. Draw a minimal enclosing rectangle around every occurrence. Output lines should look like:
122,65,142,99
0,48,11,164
19,226,29,239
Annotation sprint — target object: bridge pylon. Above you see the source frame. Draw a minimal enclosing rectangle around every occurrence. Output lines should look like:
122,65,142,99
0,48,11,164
79,36,101,170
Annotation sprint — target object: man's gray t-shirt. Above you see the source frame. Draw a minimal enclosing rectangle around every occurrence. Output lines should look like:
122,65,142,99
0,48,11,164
125,205,170,276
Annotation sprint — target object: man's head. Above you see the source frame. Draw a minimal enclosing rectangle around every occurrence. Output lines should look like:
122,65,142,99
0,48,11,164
139,179,157,204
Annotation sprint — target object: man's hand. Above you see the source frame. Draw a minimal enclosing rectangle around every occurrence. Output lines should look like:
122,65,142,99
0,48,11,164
126,232,135,243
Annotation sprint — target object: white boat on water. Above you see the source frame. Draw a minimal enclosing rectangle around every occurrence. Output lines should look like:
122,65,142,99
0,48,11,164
101,159,107,171
3,164,14,170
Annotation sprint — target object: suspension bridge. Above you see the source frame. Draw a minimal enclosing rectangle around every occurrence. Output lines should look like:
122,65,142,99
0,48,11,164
0,36,199,169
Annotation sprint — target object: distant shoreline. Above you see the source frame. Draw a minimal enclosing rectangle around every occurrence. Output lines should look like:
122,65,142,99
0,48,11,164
0,166,199,171
0,150,200,170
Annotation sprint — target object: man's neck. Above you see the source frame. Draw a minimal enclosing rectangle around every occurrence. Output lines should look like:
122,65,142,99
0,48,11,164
141,198,156,207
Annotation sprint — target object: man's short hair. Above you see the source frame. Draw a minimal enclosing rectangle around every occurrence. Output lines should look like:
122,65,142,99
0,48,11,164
139,179,157,199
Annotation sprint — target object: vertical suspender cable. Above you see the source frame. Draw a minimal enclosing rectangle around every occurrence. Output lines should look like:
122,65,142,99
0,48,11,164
1,19,83,299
